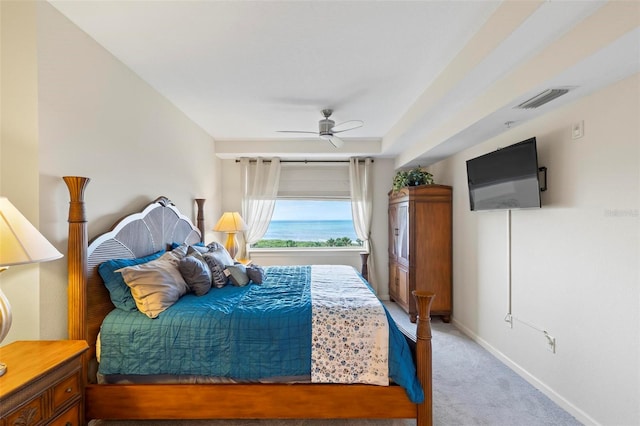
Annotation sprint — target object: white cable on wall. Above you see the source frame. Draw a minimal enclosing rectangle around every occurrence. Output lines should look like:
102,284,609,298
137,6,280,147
503,209,556,353
505,209,513,327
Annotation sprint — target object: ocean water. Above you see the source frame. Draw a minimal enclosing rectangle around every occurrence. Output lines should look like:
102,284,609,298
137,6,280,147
262,220,358,242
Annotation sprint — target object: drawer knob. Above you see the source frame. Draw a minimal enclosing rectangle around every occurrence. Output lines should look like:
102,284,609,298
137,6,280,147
66,422,73,426
65,387,73,393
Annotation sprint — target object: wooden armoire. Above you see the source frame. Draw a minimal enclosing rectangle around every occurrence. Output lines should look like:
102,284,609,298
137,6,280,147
388,184,452,323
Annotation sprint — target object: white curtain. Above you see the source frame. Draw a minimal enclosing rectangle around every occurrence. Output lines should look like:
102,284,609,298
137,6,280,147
349,157,376,287
240,157,281,257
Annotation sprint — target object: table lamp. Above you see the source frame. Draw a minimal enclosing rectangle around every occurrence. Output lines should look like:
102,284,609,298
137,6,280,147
213,212,247,259
0,197,63,376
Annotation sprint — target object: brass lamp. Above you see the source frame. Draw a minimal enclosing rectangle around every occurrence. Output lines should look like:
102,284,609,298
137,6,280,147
213,212,247,259
0,197,63,376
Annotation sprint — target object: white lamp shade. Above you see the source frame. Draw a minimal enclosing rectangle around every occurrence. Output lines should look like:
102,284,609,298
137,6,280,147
213,212,247,233
0,197,63,267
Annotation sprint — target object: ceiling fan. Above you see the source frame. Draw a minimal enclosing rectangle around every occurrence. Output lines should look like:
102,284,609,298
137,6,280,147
277,109,363,148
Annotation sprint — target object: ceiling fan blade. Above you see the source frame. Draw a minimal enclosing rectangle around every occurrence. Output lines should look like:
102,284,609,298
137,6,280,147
276,130,318,135
328,135,344,148
332,120,364,133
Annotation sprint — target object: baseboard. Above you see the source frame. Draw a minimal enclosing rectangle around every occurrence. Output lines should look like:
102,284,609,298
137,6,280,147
451,317,599,426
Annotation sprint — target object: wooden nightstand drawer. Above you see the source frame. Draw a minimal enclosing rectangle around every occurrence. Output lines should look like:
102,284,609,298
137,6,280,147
53,373,80,410
0,341,88,426
51,403,80,426
5,394,45,425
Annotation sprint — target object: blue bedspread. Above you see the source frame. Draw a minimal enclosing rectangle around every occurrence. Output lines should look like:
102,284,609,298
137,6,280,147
98,265,424,403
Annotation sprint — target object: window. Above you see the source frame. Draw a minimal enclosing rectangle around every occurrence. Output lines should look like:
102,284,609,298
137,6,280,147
250,162,363,250
251,199,362,249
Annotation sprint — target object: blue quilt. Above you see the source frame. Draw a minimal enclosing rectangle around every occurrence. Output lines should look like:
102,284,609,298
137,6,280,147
98,265,424,403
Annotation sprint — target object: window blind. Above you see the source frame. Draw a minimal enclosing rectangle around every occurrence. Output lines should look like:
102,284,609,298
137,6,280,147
277,164,350,198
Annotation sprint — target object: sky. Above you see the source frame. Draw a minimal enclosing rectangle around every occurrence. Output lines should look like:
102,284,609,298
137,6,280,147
271,200,352,221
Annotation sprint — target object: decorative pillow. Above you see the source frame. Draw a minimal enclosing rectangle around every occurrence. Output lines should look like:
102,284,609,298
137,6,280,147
184,242,224,255
246,265,266,284
171,241,205,250
117,252,189,318
189,245,209,254
205,242,225,252
225,264,250,287
98,250,165,311
169,243,190,259
202,252,230,288
187,245,208,263
205,246,235,269
178,247,212,296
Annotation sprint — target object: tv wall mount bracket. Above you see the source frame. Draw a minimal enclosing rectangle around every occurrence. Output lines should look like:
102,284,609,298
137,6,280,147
538,167,548,192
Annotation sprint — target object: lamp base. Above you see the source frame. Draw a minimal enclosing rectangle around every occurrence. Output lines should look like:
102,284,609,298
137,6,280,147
224,232,239,259
0,362,6,376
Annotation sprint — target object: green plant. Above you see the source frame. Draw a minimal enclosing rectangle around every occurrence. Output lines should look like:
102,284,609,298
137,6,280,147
392,166,434,192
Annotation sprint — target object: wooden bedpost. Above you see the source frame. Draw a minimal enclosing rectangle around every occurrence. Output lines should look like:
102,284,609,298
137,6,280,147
64,176,90,341
195,198,205,243
413,290,435,426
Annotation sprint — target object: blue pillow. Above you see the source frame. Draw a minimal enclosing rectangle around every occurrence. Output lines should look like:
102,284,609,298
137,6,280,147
98,250,165,311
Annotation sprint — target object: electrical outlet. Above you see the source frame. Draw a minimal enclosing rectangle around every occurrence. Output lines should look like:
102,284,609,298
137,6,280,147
544,332,556,353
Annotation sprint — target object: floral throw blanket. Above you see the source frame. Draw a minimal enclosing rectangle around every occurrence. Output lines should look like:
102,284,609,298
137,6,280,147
310,265,389,386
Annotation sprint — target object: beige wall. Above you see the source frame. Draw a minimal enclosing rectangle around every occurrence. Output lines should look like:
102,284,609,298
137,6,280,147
0,0,42,341
428,73,639,425
0,2,221,342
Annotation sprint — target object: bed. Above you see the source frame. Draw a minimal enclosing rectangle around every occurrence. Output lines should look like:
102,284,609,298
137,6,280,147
63,176,435,425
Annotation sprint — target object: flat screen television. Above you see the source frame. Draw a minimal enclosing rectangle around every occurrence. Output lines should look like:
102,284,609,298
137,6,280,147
466,137,542,211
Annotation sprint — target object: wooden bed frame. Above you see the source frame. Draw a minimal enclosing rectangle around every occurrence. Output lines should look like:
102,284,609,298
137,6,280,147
63,176,435,425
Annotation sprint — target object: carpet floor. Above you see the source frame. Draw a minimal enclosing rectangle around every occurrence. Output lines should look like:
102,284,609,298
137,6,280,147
90,302,581,426
384,302,581,426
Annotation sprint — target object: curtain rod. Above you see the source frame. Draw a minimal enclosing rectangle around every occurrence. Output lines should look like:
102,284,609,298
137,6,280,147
234,159,374,164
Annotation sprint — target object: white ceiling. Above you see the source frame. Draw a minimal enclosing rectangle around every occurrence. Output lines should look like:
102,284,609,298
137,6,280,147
48,0,639,168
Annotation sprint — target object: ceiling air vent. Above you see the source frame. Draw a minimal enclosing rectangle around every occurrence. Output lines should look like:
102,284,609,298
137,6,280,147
515,88,572,109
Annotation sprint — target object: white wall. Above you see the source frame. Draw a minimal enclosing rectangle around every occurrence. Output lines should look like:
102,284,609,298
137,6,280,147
428,74,639,425
219,158,395,298
0,2,221,343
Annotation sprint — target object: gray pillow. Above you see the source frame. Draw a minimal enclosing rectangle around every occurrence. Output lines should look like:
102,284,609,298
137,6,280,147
178,254,212,296
225,264,250,287
206,246,235,268
170,243,189,259
246,265,266,284
190,242,223,254
205,242,225,252
117,252,189,318
202,252,230,288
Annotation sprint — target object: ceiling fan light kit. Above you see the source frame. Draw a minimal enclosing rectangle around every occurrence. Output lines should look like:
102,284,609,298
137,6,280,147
278,109,363,148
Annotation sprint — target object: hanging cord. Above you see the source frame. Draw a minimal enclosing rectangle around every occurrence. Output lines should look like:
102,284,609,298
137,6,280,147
504,210,513,327
503,209,555,352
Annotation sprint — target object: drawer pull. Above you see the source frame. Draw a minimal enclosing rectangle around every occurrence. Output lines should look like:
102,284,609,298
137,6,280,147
66,422,73,426
66,387,73,393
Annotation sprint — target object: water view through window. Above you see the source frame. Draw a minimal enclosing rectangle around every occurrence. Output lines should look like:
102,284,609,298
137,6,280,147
252,200,361,248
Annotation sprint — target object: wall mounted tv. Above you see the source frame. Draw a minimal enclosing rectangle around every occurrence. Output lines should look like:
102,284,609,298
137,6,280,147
466,137,544,211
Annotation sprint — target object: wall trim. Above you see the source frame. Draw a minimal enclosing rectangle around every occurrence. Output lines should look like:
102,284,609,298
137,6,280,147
451,317,599,426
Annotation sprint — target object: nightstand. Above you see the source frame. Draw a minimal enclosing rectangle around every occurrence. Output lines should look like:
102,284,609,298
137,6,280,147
0,340,88,426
